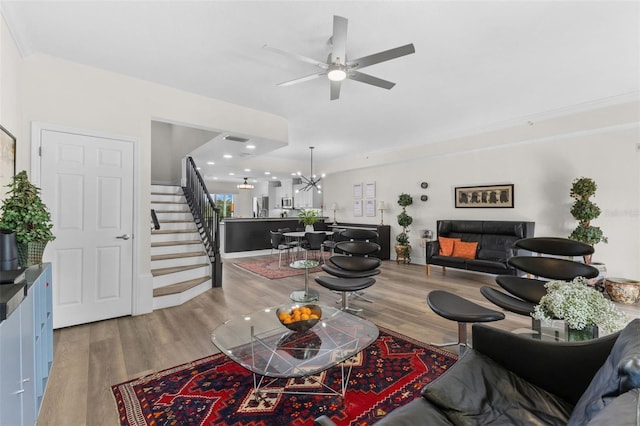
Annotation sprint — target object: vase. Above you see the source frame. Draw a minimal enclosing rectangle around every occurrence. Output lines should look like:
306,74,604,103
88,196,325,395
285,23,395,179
395,244,411,264
0,230,18,271
305,225,314,232
17,241,48,268
564,323,599,342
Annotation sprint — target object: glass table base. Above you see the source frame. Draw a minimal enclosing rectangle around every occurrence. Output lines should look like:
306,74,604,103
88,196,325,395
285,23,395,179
290,289,319,303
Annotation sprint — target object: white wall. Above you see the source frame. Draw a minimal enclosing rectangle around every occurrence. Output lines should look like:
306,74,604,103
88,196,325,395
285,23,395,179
324,101,640,278
18,53,288,315
0,14,22,194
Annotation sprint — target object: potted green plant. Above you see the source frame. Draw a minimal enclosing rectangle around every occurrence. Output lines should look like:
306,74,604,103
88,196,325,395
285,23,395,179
0,171,55,267
568,177,607,264
395,193,413,264
298,209,319,232
532,277,627,339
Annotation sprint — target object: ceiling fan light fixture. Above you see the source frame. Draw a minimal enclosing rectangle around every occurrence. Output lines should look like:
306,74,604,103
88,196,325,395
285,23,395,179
327,65,347,82
237,177,254,190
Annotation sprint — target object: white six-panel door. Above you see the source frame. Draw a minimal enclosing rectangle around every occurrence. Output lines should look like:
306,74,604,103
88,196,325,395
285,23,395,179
37,128,134,328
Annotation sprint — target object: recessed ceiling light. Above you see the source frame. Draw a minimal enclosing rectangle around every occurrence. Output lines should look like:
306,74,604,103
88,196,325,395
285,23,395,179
223,154,232,159
207,161,215,165
244,168,251,172
246,145,256,149
272,176,278,179
213,177,218,180
224,135,250,143
291,172,297,176
264,171,271,175
228,172,235,176
197,167,201,170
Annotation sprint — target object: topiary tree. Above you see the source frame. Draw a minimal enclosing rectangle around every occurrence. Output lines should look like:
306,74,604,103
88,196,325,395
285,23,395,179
569,177,607,254
396,193,413,246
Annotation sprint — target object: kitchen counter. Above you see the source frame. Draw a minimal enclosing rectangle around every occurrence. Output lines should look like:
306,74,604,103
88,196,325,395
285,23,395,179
222,217,298,222
224,217,329,253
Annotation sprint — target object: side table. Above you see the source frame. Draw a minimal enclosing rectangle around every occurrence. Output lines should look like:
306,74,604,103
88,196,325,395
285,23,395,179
289,259,319,302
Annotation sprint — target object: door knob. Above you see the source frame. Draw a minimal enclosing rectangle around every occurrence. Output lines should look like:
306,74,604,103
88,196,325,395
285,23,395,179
116,234,131,240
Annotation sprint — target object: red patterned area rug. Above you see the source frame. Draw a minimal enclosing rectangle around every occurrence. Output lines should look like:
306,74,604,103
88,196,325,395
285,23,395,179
234,257,323,279
112,328,457,426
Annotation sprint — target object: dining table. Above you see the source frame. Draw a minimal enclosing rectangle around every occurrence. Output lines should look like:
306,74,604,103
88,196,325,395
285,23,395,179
282,230,334,259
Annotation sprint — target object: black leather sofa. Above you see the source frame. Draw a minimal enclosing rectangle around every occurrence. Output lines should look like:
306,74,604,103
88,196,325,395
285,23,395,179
426,220,535,275
315,318,640,426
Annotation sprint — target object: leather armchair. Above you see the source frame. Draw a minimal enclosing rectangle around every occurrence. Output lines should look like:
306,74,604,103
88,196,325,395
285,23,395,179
316,319,640,426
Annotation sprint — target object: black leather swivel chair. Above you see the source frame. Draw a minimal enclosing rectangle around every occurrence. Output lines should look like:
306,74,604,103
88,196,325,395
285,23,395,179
481,237,600,325
315,239,381,312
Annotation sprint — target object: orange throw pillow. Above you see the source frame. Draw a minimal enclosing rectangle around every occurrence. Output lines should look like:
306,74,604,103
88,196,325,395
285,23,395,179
438,237,461,256
452,241,478,259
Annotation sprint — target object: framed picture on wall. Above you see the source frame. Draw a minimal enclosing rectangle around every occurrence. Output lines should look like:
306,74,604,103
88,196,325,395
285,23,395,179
353,183,362,198
0,125,16,200
353,199,363,217
365,182,376,199
365,199,376,217
455,184,514,208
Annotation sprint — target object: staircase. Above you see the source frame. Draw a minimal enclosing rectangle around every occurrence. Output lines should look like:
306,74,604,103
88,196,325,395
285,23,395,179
151,185,212,309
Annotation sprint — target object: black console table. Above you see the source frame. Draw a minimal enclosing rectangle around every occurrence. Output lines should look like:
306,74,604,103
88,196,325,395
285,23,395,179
328,223,391,260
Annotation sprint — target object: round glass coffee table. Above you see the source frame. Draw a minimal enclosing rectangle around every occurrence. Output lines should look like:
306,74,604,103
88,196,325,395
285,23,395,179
289,259,320,302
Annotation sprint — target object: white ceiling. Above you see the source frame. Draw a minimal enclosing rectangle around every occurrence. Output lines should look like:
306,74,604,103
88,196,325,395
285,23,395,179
2,1,639,183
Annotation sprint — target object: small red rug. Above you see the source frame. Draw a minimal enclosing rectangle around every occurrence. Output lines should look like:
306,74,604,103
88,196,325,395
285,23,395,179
112,328,457,425
234,257,324,279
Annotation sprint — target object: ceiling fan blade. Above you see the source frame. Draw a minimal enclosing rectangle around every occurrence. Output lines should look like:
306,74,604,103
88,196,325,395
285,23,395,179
348,43,415,70
263,44,328,69
278,72,326,87
330,80,341,100
348,71,396,90
331,15,348,64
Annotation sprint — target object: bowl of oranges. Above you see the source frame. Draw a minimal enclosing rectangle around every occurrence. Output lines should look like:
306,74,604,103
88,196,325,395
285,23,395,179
276,304,322,332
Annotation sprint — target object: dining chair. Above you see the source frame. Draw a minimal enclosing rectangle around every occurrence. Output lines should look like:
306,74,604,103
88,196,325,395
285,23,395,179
270,231,293,268
301,232,326,263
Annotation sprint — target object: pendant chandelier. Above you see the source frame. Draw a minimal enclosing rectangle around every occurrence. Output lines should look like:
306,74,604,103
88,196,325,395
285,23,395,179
297,146,323,193
237,177,254,190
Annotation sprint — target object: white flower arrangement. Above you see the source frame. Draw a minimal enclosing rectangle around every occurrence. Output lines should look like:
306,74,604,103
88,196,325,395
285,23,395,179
532,277,628,334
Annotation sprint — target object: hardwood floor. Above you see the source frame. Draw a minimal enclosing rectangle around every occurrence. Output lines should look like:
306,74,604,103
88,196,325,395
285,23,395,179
37,256,640,425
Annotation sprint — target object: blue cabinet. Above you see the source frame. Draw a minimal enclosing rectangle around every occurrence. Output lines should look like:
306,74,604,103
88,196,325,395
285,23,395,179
0,264,53,426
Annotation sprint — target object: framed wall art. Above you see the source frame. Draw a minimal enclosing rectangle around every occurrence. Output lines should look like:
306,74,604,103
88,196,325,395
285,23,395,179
365,199,376,217
0,125,16,199
455,184,514,208
353,183,362,199
353,199,363,217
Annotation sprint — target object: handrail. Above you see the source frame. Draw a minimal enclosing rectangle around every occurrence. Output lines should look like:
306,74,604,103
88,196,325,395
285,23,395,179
150,209,160,230
183,157,222,287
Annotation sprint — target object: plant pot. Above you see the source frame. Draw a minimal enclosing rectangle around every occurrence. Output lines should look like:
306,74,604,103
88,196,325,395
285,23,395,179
17,241,48,268
565,322,599,342
0,230,18,271
395,244,411,264
305,225,314,232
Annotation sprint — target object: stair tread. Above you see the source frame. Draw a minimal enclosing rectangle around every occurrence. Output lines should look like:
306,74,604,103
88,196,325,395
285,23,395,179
158,219,193,223
151,240,202,247
151,251,207,261
152,263,209,277
153,209,191,213
153,276,210,297
152,229,198,235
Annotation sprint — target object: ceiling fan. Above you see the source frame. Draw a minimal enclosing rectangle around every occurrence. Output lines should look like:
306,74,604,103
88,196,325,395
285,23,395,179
264,15,415,100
